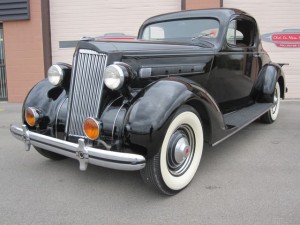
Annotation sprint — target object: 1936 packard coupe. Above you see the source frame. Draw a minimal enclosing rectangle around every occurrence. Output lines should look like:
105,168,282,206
10,9,286,195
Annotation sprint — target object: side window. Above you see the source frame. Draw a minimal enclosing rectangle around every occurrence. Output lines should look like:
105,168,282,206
142,26,165,40
226,20,244,45
226,18,257,47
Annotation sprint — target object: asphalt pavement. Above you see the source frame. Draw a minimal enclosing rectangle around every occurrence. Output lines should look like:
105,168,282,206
0,101,299,225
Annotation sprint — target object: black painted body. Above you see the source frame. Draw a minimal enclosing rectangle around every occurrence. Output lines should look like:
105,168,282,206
22,9,286,158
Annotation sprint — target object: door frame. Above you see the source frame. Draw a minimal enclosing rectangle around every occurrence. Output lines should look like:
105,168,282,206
0,23,8,101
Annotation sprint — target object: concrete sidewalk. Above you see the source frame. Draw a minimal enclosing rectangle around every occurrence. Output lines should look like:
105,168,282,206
0,101,299,225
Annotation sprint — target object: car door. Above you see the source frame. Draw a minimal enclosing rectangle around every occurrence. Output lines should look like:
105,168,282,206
206,16,261,113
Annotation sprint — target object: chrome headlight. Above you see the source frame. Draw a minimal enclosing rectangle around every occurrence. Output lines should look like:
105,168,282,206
103,65,125,90
47,64,64,86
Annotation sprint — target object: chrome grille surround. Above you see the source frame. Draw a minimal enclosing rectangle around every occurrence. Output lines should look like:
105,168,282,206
66,49,108,138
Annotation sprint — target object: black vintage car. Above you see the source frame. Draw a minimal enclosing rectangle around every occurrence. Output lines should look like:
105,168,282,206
11,8,286,195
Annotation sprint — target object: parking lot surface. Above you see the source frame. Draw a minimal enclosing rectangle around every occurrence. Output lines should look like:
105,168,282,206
0,102,299,225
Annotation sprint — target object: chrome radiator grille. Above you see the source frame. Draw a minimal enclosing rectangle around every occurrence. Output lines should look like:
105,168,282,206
67,49,107,137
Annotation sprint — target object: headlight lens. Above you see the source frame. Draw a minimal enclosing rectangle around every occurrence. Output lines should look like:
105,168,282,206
47,65,64,86
103,65,125,90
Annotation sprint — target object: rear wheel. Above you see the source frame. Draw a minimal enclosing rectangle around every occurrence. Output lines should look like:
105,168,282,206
261,82,280,124
34,146,67,160
141,105,203,195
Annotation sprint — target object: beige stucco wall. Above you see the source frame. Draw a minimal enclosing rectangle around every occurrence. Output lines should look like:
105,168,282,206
50,0,299,98
50,0,181,64
224,0,300,98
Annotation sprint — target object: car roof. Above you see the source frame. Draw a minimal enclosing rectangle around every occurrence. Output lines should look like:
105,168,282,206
141,8,251,25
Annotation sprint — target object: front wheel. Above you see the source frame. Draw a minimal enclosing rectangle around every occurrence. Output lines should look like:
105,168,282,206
141,105,203,195
34,146,67,160
261,82,281,124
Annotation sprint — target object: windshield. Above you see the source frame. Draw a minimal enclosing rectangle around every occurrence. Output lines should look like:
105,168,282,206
141,18,219,46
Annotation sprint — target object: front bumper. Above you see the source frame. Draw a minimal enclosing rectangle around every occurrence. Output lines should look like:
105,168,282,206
10,125,146,171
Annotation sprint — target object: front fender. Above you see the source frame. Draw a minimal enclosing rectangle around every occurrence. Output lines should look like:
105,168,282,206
125,78,223,158
128,79,193,134
23,79,67,134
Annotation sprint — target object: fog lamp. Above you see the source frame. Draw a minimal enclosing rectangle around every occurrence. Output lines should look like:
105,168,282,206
25,107,40,127
83,117,100,140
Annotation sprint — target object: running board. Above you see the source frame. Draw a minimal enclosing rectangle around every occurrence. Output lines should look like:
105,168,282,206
212,103,273,146
224,103,273,127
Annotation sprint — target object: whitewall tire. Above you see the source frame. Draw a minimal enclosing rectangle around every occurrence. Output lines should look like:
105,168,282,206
261,82,281,124
141,105,203,195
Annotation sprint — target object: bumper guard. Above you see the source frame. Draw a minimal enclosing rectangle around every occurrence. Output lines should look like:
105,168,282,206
10,125,146,171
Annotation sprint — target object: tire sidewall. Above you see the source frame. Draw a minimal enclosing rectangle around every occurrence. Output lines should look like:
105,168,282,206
270,82,280,121
159,106,203,191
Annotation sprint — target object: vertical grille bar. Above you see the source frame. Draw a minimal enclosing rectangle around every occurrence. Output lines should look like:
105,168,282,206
67,49,107,137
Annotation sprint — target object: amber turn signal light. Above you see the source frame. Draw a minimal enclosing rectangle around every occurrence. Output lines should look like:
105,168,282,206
83,117,100,140
25,107,39,127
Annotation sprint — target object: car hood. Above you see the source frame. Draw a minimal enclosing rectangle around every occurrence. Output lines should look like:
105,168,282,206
76,39,215,55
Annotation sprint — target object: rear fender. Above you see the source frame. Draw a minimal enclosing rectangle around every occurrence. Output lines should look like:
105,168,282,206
251,63,285,103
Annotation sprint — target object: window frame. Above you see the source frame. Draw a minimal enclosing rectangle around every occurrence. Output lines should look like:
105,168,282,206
225,16,258,49
140,18,221,43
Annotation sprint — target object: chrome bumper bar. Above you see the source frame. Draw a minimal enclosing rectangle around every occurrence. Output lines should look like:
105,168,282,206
10,125,146,171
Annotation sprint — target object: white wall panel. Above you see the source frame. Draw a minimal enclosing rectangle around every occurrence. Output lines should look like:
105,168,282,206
224,0,300,98
50,0,180,64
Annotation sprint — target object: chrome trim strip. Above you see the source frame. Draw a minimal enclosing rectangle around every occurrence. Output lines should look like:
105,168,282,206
106,96,122,110
65,54,77,138
79,49,101,55
55,97,67,138
10,125,146,171
112,102,126,140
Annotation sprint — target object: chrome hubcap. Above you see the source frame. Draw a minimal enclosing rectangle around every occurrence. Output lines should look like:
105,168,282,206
174,137,190,164
167,125,195,176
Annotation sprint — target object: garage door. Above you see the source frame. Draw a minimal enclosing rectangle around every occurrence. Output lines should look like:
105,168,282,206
50,0,181,64
224,0,300,98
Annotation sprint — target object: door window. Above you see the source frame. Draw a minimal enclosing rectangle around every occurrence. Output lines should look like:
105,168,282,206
226,18,257,47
